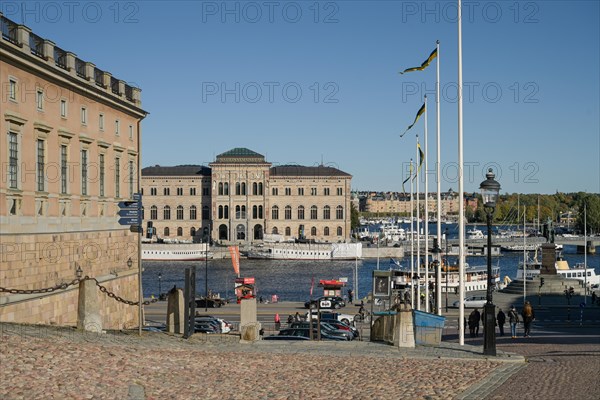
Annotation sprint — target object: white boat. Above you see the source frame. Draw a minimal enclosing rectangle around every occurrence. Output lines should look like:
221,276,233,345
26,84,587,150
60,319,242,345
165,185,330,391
517,256,600,286
142,242,213,261
379,223,406,242
247,242,362,260
501,243,541,252
466,229,485,240
390,262,501,293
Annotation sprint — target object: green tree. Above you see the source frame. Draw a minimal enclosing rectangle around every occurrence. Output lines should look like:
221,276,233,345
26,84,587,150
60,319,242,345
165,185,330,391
350,202,360,231
576,194,600,235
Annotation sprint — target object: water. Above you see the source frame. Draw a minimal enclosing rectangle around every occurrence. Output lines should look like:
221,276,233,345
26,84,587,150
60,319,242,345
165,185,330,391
142,246,599,302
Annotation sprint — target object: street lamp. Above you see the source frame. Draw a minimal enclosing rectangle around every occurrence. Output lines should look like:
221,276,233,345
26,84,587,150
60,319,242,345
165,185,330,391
444,227,449,312
431,239,442,315
158,272,162,297
412,274,419,309
479,168,501,356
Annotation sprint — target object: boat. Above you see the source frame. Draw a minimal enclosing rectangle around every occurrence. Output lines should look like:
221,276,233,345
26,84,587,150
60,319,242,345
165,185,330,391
247,242,362,260
466,228,485,240
390,262,501,293
142,242,213,261
517,252,600,287
501,243,541,252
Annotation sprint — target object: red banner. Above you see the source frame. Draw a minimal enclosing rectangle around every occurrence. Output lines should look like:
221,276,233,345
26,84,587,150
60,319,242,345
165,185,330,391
228,246,240,277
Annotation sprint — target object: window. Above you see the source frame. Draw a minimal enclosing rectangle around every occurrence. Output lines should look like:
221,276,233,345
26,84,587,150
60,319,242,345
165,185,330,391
8,133,18,189
164,227,170,236
190,227,196,236
81,149,88,195
115,120,120,135
190,187,196,195
236,182,241,195
36,89,44,110
129,160,134,198
223,182,229,195
224,205,229,218
163,188,170,196
297,206,305,220
310,206,317,219
177,205,184,220
60,145,67,194
285,205,292,220
337,226,343,236
177,187,183,196
272,205,279,220
129,125,133,139
150,205,157,220
115,157,120,198
190,205,197,220
177,227,183,236
285,188,291,196
272,187,278,196
311,227,317,236
81,107,87,124
311,187,317,195
324,227,330,236
9,79,17,101
258,182,263,195
235,205,246,219
60,99,67,117
252,182,258,195
285,227,291,236
298,188,304,196
253,205,258,219
272,227,278,234
99,114,104,130
258,205,263,219
202,206,209,220
163,205,171,220
151,187,157,195
324,188,330,196
236,224,245,240
99,154,105,196
241,182,246,195
336,205,344,219
218,205,223,219
37,139,45,192
323,206,331,220
337,187,343,196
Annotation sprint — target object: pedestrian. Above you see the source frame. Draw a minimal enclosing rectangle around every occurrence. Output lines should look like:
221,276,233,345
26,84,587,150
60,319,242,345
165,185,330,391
294,312,301,322
592,291,597,305
521,301,535,337
274,313,281,331
497,308,506,336
287,314,293,325
473,308,481,337
348,289,354,304
259,296,263,304
508,305,519,338
468,309,479,338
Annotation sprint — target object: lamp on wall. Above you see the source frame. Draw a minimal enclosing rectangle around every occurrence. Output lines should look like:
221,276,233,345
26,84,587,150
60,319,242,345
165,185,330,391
76,264,83,279
127,257,133,268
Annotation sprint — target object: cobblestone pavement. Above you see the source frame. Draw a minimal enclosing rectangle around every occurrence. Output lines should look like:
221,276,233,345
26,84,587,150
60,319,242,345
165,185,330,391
0,323,524,400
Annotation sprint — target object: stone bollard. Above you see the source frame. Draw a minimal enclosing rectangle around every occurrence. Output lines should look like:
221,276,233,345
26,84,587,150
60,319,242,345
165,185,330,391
166,288,184,334
240,297,257,329
77,279,102,333
240,322,262,342
394,310,415,348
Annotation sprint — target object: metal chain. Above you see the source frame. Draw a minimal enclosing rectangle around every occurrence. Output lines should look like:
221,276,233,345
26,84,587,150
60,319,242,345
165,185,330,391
0,276,158,306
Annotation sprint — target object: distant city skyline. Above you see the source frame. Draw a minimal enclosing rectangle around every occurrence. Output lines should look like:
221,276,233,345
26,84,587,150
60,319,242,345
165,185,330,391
5,0,599,194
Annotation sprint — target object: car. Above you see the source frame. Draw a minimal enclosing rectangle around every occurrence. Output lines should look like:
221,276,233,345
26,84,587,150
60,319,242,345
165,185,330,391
278,327,347,341
194,322,219,334
304,296,346,310
304,311,354,326
263,335,310,341
195,316,233,334
452,296,488,308
289,321,352,340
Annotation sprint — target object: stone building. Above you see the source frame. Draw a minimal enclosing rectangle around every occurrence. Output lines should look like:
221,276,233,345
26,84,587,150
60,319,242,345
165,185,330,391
0,14,147,329
141,148,353,244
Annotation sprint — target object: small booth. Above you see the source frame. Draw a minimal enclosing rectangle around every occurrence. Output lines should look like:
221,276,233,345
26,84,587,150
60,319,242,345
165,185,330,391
234,277,256,304
319,279,346,297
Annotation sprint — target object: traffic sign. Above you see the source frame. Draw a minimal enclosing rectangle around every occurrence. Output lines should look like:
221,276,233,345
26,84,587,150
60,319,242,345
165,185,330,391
118,201,138,209
118,209,139,217
119,216,141,226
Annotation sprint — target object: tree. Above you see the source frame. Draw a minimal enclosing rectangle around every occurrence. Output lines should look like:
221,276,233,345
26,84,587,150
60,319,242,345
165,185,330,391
350,202,360,231
576,194,600,235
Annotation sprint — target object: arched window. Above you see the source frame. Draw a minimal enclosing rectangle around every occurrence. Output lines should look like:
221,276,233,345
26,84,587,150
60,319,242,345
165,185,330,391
310,205,317,219
236,224,245,240
285,205,292,220
224,205,229,219
218,205,223,219
218,224,228,240
235,182,241,195
258,205,263,219
223,182,229,195
177,205,184,220
241,205,246,218
177,227,183,236
337,226,343,236
164,227,170,236
190,227,196,236
253,205,258,219
252,182,258,195
241,182,246,195
150,205,157,220
323,206,330,220
272,227,278,234
297,205,305,220
272,205,279,220
336,205,343,219
285,226,291,236
258,182,263,195
324,227,330,236
311,226,317,236
218,182,223,195
236,205,241,219
163,205,171,220
190,205,197,220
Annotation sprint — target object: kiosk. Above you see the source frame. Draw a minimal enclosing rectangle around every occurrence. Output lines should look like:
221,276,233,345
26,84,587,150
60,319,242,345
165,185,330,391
235,277,256,304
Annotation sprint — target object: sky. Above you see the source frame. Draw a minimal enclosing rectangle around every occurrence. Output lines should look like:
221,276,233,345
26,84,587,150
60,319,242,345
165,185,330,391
5,0,599,195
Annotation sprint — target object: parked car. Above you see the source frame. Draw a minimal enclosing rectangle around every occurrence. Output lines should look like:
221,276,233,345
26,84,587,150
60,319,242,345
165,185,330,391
194,322,219,334
304,311,354,326
304,296,346,310
289,321,352,340
263,335,310,341
452,296,487,308
278,327,347,341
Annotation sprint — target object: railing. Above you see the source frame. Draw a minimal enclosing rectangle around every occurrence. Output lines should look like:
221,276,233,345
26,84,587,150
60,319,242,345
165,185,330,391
75,58,86,79
54,47,67,69
94,67,104,87
1,16,18,45
111,77,120,95
29,32,45,58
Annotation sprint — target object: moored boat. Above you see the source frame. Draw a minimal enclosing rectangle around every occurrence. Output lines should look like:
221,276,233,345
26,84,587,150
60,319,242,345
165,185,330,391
142,242,213,261
247,242,362,260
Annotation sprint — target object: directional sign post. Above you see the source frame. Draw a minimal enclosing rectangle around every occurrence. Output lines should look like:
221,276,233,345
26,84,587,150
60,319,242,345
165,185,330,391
118,194,142,227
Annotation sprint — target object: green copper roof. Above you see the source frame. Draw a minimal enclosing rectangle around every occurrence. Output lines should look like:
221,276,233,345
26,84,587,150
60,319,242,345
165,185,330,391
215,148,265,163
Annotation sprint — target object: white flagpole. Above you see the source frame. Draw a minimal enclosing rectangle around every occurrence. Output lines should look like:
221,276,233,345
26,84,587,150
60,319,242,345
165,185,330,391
424,94,430,312
458,0,466,346
584,203,587,304
523,205,527,304
436,39,442,316
410,159,415,309
416,135,421,311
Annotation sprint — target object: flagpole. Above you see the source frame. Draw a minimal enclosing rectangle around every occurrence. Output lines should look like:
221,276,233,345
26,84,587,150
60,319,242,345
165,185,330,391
458,0,466,346
424,94,430,313
436,39,442,316
416,135,421,311
410,158,415,309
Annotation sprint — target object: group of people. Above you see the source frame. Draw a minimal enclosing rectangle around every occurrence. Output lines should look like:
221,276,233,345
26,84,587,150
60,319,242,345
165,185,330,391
467,301,535,339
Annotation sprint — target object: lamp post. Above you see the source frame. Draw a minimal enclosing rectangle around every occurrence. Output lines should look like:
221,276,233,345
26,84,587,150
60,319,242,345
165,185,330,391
479,168,501,356
444,227,449,312
158,273,162,297
412,274,419,309
431,240,442,315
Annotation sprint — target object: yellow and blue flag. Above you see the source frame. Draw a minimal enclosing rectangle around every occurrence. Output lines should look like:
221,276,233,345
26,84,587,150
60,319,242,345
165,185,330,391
399,47,438,74
401,102,425,137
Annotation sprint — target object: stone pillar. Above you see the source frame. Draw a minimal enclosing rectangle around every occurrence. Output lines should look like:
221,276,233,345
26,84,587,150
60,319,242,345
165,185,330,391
166,288,184,334
541,243,557,274
394,310,415,348
16,25,31,53
77,279,102,333
66,52,77,77
132,87,142,106
240,298,257,328
43,39,55,63
85,62,95,82
118,80,126,97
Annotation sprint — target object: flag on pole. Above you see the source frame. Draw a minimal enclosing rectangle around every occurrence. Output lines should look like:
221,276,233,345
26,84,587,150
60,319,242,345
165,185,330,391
399,47,438,74
401,102,425,137
228,246,240,277
402,159,413,194
416,142,425,177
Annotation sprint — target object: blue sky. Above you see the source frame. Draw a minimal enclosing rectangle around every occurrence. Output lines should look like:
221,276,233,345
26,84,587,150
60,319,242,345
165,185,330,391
7,0,599,194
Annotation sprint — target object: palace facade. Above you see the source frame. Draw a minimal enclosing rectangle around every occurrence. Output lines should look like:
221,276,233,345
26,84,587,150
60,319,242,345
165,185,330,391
0,13,147,328
141,148,353,244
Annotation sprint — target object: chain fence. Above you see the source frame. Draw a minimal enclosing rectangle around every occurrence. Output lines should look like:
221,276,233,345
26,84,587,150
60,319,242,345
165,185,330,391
0,276,157,306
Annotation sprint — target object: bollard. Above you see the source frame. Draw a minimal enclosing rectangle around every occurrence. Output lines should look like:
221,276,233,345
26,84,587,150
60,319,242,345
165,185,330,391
166,288,185,334
77,279,102,333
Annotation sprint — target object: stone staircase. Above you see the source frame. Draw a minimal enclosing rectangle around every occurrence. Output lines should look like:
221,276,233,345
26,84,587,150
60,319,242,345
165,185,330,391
501,275,584,295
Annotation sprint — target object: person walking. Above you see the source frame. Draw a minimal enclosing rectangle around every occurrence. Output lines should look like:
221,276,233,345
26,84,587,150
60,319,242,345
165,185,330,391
468,309,480,338
521,301,535,337
274,313,281,331
508,305,519,339
348,289,354,304
496,308,506,336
